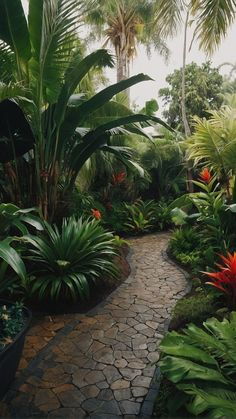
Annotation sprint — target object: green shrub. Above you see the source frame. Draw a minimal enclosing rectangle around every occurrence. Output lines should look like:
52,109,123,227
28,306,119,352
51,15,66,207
170,227,202,255
25,217,118,301
155,201,172,231
169,227,216,271
124,199,158,233
0,302,25,351
159,312,236,417
170,291,216,329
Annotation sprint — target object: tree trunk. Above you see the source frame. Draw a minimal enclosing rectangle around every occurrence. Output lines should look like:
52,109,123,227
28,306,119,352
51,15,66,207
116,37,130,105
182,9,193,192
181,11,191,137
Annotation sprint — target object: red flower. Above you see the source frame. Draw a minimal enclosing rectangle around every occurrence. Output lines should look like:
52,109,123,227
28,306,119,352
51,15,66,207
203,251,236,307
92,208,102,220
199,168,212,183
112,171,126,185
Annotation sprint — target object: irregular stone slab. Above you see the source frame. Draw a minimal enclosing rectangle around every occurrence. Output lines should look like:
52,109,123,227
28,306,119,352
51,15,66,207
103,365,122,384
120,400,141,415
132,376,152,388
58,389,85,407
85,370,105,385
114,359,128,368
120,368,141,381
81,385,100,399
93,347,115,365
111,379,130,390
114,388,132,401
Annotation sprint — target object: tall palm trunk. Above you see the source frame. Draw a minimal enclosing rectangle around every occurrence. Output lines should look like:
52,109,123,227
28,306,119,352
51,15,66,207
182,9,193,192
116,30,130,104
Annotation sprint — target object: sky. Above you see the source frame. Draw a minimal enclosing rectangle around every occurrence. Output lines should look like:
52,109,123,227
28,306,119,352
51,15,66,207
22,0,236,114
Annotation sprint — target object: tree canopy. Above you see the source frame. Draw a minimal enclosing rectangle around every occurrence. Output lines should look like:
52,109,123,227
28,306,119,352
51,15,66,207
159,62,224,132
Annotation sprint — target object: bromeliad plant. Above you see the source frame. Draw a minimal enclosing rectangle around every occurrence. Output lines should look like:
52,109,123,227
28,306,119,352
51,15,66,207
159,312,236,417
124,199,158,233
204,251,236,309
24,217,118,301
169,168,230,254
0,0,170,221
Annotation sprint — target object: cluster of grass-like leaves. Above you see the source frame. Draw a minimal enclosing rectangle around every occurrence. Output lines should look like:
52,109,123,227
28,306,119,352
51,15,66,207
24,217,119,301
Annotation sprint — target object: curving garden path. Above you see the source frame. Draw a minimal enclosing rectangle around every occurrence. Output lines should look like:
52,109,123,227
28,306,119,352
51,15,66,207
2,233,189,418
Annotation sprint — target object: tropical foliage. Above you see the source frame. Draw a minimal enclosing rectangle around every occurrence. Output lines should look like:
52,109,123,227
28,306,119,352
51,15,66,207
159,62,224,131
0,204,42,294
0,302,25,351
159,312,236,417
0,0,168,221
155,0,236,54
204,252,236,309
187,106,236,194
86,0,169,83
24,217,118,301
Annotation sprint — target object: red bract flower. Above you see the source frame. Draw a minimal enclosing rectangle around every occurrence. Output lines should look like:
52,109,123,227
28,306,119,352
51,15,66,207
112,171,126,185
199,168,212,183
203,251,236,308
92,208,102,220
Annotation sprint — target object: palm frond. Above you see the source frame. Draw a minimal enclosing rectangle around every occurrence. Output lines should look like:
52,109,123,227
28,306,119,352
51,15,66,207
0,82,29,103
186,107,236,176
0,0,31,77
191,0,236,54
28,0,92,103
154,0,185,37
0,41,15,83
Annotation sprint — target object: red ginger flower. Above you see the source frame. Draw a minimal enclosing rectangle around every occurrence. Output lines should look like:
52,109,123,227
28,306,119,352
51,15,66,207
112,171,126,185
92,208,102,220
203,251,236,307
199,168,212,183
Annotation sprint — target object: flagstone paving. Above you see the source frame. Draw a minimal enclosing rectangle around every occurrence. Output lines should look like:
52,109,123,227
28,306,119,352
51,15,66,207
2,233,189,418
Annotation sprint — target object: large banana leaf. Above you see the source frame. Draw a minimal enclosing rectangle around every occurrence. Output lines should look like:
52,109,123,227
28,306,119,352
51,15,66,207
59,73,153,141
0,99,34,162
0,0,31,69
0,238,26,281
54,49,115,126
28,0,88,102
69,113,171,172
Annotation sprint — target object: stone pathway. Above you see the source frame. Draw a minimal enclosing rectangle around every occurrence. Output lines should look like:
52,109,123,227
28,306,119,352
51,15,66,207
2,233,189,418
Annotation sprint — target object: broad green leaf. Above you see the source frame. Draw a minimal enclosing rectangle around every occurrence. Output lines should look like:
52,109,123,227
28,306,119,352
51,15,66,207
0,238,26,281
0,0,31,66
60,73,153,140
54,49,114,126
160,356,230,385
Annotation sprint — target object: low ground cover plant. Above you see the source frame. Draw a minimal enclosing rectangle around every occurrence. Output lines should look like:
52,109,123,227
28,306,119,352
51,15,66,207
0,303,25,351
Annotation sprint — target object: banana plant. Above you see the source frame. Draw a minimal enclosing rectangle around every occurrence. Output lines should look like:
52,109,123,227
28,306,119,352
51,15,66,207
0,0,171,221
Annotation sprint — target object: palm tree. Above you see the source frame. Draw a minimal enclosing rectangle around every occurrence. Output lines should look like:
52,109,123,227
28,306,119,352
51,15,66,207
155,0,236,192
0,0,169,221
155,0,236,55
186,105,236,196
86,0,169,84
156,0,236,129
